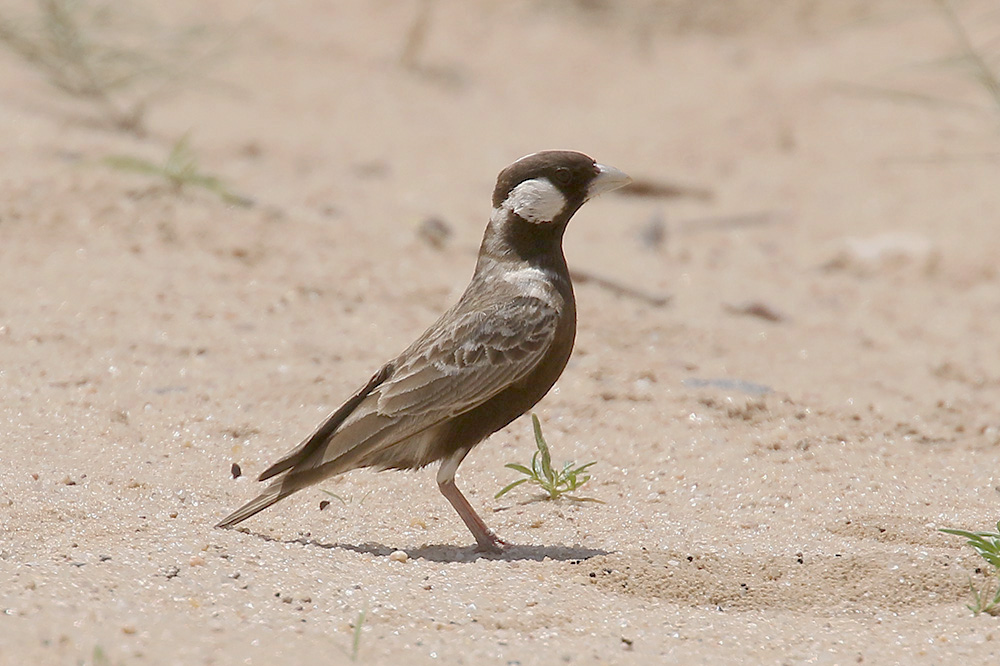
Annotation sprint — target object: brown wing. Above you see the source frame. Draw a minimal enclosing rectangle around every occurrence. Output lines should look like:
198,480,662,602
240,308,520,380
377,296,559,419
279,296,560,480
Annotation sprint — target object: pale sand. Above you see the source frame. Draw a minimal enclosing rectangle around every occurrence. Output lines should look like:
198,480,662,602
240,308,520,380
2,1,1000,664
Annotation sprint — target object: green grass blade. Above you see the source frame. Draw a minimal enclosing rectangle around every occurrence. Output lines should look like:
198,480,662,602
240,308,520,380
531,449,542,478
165,133,193,170
183,171,225,189
320,489,348,504
531,413,555,485
351,607,367,661
565,495,606,503
102,154,162,175
495,478,529,498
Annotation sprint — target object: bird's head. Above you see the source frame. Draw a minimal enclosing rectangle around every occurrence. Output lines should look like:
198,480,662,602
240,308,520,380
491,150,631,228
479,151,631,267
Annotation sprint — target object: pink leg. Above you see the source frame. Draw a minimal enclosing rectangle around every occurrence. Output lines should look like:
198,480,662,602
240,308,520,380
437,448,509,553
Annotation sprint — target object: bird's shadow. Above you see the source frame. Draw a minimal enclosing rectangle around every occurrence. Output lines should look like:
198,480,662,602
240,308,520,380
242,530,609,563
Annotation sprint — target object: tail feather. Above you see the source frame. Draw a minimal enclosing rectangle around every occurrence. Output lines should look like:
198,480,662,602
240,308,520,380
215,481,292,529
216,365,398,529
258,363,393,482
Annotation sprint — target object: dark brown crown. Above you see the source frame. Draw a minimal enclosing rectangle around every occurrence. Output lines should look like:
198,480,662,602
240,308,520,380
491,150,600,210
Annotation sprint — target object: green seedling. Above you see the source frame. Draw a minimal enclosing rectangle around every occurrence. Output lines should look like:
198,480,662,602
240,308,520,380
495,413,601,502
103,134,252,206
92,645,109,666
350,607,367,662
962,578,1000,618
940,521,1000,616
335,606,367,662
88,644,121,666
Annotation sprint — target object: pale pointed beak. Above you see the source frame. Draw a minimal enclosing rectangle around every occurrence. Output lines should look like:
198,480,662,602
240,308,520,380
587,163,632,199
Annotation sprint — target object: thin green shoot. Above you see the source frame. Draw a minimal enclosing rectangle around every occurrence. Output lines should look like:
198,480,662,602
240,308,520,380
963,578,1000,617
495,413,602,502
320,489,373,505
940,521,1000,616
89,644,121,666
320,489,349,505
934,0,1000,114
335,606,367,662
103,134,252,206
92,645,110,666
351,607,367,662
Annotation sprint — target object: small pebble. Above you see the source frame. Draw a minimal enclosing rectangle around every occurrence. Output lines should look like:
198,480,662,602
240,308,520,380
231,463,242,479
389,550,409,563
637,214,667,250
416,217,452,249
189,555,206,567
723,300,786,323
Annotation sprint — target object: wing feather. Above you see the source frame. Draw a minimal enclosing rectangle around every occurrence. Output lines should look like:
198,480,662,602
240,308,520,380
280,296,559,480
375,296,558,419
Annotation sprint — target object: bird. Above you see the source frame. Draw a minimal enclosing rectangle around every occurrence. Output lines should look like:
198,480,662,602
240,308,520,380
215,150,631,552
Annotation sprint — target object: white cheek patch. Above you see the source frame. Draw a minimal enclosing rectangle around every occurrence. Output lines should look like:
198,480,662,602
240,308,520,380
500,177,567,224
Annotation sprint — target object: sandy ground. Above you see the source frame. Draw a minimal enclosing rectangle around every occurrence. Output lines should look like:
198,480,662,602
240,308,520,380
2,0,1000,663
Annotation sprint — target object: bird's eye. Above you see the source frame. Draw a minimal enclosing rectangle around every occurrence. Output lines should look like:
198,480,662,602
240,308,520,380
553,167,572,185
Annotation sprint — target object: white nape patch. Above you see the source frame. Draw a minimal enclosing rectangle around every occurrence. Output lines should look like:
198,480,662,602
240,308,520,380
502,266,560,303
500,177,566,224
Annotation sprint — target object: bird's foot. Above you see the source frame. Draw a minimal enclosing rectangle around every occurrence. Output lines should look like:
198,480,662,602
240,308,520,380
474,531,511,554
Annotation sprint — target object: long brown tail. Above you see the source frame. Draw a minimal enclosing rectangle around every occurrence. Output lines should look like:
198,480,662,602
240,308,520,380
215,481,293,529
